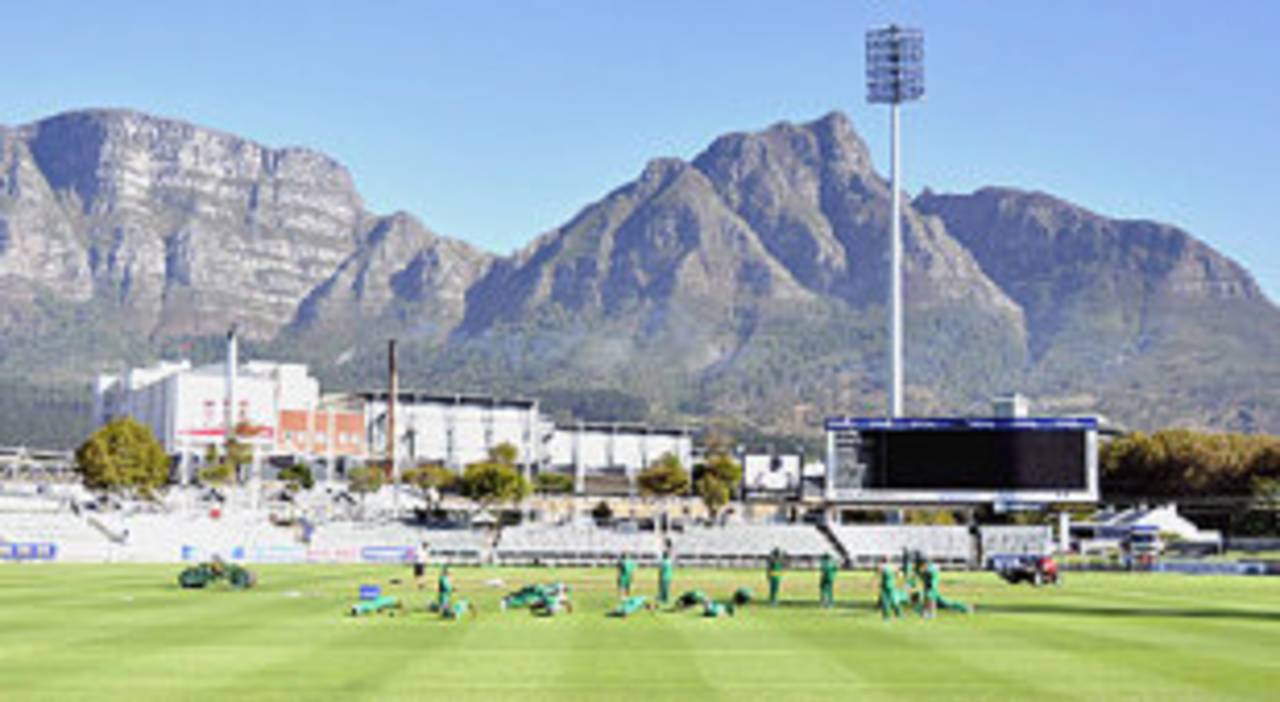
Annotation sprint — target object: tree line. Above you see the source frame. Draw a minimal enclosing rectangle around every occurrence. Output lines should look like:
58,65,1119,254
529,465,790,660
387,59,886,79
1101,429,1280,500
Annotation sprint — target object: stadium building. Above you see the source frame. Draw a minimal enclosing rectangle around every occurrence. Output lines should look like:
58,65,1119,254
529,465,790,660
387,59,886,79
360,392,693,494
93,360,367,480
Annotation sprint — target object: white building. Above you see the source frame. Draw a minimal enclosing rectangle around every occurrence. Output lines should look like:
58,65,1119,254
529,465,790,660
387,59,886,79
93,360,363,480
362,392,552,473
361,392,692,494
546,423,693,494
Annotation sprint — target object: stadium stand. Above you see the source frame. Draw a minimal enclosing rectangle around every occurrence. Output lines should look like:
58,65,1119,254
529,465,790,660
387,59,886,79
827,526,973,567
978,525,1053,562
671,525,833,567
495,524,662,566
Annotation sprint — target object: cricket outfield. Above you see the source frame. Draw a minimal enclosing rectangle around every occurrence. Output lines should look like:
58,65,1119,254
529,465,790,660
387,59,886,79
0,565,1276,701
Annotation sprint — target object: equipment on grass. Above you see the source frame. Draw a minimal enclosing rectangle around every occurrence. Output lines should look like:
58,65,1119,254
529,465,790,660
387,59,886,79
731,588,754,606
178,560,257,589
994,555,1060,587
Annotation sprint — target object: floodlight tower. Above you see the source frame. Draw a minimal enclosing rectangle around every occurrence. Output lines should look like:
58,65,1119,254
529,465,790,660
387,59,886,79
866,25,924,419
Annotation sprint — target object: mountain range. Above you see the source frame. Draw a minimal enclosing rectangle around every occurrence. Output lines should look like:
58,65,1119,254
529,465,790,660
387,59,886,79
1,108,1276,446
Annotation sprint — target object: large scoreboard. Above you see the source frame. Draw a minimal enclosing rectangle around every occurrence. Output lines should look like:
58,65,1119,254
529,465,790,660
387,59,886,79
824,417,1099,504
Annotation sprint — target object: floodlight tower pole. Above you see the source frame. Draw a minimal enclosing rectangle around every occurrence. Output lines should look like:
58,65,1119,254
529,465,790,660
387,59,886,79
889,101,903,419
867,24,923,420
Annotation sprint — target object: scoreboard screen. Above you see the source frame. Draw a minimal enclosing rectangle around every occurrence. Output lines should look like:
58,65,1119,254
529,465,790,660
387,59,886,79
824,417,1099,503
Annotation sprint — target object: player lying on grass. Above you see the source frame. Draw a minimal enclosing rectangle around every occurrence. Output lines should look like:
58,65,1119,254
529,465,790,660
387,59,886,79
609,595,656,617
350,595,401,616
915,559,973,617
500,582,568,610
530,585,574,616
702,600,736,618
441,598,476,620
674,590,709,609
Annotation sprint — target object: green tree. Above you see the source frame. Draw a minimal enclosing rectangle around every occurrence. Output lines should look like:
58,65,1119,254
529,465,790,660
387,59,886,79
534,471,575,494
459,461,531,507
278,462,315,492
693,452,742,519
488,442,519,466
402,463,457,508
638,453,691,497
74,417,170,498
347,465,385,514
198,460,235,488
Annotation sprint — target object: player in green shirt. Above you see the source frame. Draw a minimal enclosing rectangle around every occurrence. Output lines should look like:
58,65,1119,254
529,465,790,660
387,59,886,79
617,554,636,597
877,558,904,619
436,565,453,610
501,583,550,610
766,548,785,605
818,553,839,608
916,560,973,617
657,553,674,604
702,600,736,618
675,590,709,609
441,598,474,620
610,595,654,617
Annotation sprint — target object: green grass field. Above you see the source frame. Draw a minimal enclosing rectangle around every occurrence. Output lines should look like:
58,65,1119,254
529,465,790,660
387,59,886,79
1,565,1277,701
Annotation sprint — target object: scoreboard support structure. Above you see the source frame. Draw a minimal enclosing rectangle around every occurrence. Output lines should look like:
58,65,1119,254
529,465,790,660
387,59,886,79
823,417,1100,505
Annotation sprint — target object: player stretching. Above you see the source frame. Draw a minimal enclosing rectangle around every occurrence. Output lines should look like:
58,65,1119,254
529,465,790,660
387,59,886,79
819,553,839,608
766,548,785,605
617,553,636,598
916,559,973,618
436,565,453,610
658,552,674,604
877,557,903,619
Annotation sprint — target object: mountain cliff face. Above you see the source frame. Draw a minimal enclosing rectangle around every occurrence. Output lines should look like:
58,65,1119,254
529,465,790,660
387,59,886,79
0,109,491,342
0,108,1276,445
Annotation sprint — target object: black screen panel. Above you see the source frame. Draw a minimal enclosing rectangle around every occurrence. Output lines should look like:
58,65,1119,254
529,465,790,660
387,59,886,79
863,429,1087,490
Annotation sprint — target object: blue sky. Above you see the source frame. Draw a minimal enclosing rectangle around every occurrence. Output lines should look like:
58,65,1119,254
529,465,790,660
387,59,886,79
3,1,1277,298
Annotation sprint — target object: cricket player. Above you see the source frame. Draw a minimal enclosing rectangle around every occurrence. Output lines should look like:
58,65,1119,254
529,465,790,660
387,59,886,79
702,600,736,618
766,548,785,605
675,590,709,609
436,565,453,610
658,552,674,604
877,558,903,620
917,559,973,617
532,586,573,616
610,595,653,617
617,554,636,597
501,583,550,610
413,542,429,590
819,553,838,608
442,598,475,620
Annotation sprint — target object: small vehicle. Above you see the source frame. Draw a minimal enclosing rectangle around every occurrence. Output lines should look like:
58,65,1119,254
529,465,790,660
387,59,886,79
992,554,1060,586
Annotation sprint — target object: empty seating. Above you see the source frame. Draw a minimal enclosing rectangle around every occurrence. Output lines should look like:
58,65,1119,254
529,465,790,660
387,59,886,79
979,526,1052,560
829,526,973,566
495,525,661,566
671,525,832,567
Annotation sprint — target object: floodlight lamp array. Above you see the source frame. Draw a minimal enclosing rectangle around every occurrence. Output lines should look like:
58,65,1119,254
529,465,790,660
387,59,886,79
866,26,924,104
